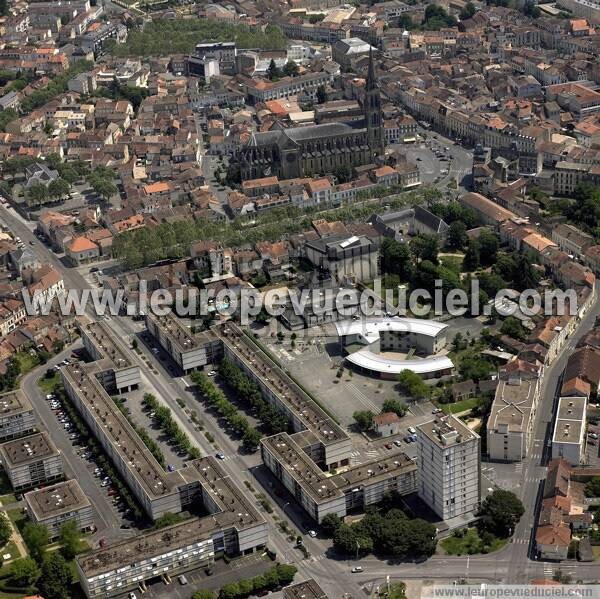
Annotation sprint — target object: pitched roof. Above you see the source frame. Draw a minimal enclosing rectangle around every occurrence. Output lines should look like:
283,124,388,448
68,236,98,253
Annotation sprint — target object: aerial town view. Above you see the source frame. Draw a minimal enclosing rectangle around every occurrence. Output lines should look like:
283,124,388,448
2,0,600,596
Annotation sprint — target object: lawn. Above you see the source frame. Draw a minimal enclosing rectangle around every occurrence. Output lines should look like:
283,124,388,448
593,545,600,561
440,255,464,273
0,540,19,561
37,372,60,394
5,509,26,531
439,398,479,415
13,352,40,375
440,527,506,556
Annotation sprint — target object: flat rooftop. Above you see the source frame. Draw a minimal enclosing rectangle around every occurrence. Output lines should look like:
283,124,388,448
77,457,264,578
63,364,175,499
335,317,448,342
0,389,33,417
553,397,586,445
25,479,90,521
263,433,416,503
346,350,454,375
82,320,136,370
488,379,538,432
148,312,201,353
0,432,59,467
418,415,479,449
219,323,347,446
284,579,329,599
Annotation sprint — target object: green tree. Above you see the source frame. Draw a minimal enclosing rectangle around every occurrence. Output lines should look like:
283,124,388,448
9,557,40,587
0,512,11,547
463,240,480,271
219,582,241,599
267,59,281,81
381,238,415,281
382,398,407,417
48,177,71,200
37,553,72,599
242,427,262,451
447,221,468,250
26,183,49,206
411,234,439,265
460,1,476,18
275,563,297,586
282,60,299,77
22,522,49,564
397,370,430,400
333,524,373,556
193,591,216,599
585,477,600,497
479,489,524,537
58,521,83,560
500,316,527,341
353,410,374,431
477,230,499,266
321,513,343,536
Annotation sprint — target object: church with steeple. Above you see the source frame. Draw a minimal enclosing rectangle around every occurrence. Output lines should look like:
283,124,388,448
239,50,384,181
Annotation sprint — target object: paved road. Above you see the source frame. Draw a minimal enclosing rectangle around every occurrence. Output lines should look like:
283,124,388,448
21,346,125,542
6,198,600,592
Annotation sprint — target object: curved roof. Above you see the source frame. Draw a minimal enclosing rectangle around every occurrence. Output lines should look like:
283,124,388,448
346,349,453,375
335,317,448,343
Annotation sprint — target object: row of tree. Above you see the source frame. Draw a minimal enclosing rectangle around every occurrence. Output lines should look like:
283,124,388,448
142,393,202,459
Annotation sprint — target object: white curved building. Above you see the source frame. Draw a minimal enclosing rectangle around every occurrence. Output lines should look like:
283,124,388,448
335,318,453,379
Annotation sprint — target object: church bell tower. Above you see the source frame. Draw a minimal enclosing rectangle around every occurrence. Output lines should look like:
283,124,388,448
364,48,385,158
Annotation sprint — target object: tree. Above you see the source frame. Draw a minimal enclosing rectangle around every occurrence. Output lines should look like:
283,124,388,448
460,1,476,18
458,352,491,382
58,521,83,560
242,427,262,451
479,489,524,537
48,178,71,200
397,370,430,400
333,524,373,556
219,582,241,599
9,557,40,587
353,410,374,431
26,183,49,206
0,0,8,17
477,230,499,266
463,239,480,271
193,591,216,599
381,238,415,281
282,60,299,77
0,512,11,547
267,59,281,81
382,398,407,417
275,563,297,586
410,234,439,265
514,253,540,291
500,316,527,341
447,221,468,250
585,477,600,497
316,85,327,104
321,513,343,536
22,522,49,564
523,0,540,17
37,553,72,599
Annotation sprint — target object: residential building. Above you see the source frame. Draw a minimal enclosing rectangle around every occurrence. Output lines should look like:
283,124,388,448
373,412,402,437
417,415,480,520
0,390,36,441
487,363,541,462
24,479,94,539
66,236,100,266
0,432,62,491
77,457,267,598
146,313,223,373
552,396,587,465
284,579,329,599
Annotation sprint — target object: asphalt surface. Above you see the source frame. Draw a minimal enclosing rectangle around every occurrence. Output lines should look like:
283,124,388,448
5,197,600,592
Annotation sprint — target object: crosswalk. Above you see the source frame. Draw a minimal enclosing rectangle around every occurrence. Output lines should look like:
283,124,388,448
543,563,554,579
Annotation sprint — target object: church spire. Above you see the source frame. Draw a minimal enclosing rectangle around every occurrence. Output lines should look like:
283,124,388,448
366,47,376,91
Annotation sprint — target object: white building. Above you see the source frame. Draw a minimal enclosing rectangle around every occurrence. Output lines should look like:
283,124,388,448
552,396,587,465
25,479,94,539
417,415,480,521
0,432,63,491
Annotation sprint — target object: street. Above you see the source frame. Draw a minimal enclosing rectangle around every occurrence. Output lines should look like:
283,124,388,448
4,195,600,593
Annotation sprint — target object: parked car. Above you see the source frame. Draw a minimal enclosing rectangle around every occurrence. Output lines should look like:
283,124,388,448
178,575,188,585
216,452,225,460
351,566,363,573
308,530,317,538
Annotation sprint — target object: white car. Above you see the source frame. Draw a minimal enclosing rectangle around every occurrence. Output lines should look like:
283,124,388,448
351,566,363,573
308,530,317,538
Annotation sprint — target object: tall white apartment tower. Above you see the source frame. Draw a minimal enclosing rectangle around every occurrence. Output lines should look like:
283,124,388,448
417,415,480,521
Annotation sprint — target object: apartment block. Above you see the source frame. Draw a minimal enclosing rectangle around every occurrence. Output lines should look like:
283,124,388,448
80,320,141,392
552,396,587,465
0,390,36,441
487,367,541,462
261,432,417,523
24,480,94,539
0,432,62,491
417,416,481,521
219,322,352,470
77,457,267,598
146,313,223,373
